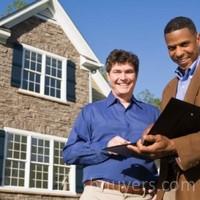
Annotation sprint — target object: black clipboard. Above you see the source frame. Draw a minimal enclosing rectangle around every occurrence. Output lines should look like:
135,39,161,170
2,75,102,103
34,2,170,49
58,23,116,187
103,143,151,158
103,143,136,157
104,98,200,157
148,98,200,138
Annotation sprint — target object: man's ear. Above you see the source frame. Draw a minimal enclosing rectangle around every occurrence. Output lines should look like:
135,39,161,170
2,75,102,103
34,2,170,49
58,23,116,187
197,32,200,44
197,33,200,54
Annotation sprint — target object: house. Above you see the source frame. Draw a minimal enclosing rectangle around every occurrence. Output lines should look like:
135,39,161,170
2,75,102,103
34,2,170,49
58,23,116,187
0,0,110,199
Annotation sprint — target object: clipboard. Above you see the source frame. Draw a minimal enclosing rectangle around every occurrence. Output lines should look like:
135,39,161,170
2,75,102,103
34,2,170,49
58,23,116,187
103,143,152,158
103,143,136,157
104,98,200,157
148,97,200,139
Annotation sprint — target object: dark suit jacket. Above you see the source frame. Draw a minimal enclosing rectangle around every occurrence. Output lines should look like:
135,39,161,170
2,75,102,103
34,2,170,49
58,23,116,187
156,63,200,200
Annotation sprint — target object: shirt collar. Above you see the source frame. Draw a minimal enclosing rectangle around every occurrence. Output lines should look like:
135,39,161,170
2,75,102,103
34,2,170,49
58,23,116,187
106,92,140,107
175,56,200,81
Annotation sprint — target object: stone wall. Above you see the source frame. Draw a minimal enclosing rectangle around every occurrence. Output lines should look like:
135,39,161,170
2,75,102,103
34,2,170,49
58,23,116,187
0,16,89,137
0,192,79,200
0,16,89,199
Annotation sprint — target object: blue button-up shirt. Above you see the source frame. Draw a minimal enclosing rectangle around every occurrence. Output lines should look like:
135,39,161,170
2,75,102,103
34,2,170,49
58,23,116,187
63,92,160,185
175,56,200,100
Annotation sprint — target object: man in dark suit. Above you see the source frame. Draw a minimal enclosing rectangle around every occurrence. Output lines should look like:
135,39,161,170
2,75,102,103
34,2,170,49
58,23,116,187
129,16,200,200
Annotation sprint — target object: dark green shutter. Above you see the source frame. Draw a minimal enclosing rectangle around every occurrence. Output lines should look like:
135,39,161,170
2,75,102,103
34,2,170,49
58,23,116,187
11,43,23,87
0,130,5,186
66,60,76,102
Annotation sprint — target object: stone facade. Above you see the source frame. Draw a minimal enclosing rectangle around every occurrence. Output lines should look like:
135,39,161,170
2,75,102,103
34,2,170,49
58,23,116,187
0,16,90,200
0,16,89,137
0,192,80,200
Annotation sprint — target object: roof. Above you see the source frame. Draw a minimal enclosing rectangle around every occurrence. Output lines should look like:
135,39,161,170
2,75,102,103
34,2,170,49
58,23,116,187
91,70,110,97
0,0,100,67
0,0,110,97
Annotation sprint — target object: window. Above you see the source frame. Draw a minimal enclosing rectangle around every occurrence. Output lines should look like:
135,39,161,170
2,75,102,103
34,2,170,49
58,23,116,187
22,50,42,93
12,43,76,102
21,45,66,100
45,56,62,98
29,138,49,189
5,134,26,187
2,128,75,194
53,141,70,190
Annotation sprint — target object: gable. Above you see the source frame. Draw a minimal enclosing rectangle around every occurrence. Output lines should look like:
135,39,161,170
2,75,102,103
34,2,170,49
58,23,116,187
0,0,101,66
0,1,110,197
0,0,110,98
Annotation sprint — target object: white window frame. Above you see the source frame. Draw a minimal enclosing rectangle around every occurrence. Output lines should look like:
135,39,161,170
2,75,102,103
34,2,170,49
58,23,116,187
19,43,67,103
0,127,77,197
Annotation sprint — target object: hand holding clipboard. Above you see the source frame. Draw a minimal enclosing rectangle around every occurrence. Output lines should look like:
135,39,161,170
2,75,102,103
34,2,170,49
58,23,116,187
104,98,200,158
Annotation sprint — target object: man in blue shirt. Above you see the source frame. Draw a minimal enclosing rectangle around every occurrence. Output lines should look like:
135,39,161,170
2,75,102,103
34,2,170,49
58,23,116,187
63,49,160,200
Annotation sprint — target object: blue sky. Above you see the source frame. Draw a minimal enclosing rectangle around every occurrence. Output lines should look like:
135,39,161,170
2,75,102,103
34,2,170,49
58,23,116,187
1,0,200,98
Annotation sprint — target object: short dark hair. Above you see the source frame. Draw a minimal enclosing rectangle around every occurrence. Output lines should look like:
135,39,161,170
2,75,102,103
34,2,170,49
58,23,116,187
164,16,197,34
105,49,139,76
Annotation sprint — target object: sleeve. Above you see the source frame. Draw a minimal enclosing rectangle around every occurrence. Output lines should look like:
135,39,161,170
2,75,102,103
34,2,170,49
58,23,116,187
62,106,113,166
174,132,200,171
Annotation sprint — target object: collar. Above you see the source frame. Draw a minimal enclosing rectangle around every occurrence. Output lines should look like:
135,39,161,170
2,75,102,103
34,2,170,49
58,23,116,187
106,92,139,107
175,56,200,81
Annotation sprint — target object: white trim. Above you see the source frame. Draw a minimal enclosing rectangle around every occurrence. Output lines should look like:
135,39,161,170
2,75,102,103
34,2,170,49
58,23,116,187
21,43,69,102
91,70,110,97
17,88,69,105
2,133,7,186
40,52,46,96
0,0,101,66
34,6,57,24
21,43,67,60
1,127,77,196
48,140,54,190
61,59,67,100
0,29,11,44
0,0,49,28
4,127,66,142
80,55,103,71
35,13,57,24
25,136,31,189
69,165,76,193
88,71,92,103
0,29,11,37
52,0,100,64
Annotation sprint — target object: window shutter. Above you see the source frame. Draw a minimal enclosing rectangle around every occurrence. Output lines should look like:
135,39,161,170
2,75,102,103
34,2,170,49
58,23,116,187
75,165,83,193
0,129,5,185
66,60,76,102
11,43,23,88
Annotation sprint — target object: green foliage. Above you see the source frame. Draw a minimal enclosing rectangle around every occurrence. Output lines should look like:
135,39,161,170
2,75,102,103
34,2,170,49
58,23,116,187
137,89,161,108
6,0,28,14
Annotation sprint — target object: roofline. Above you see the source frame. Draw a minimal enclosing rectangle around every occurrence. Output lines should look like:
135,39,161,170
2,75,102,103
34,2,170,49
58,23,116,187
0,0,102,68
91,70,110,96
0,28,11,44
52,0,101,64
80,55,103,71
0,0,49,27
